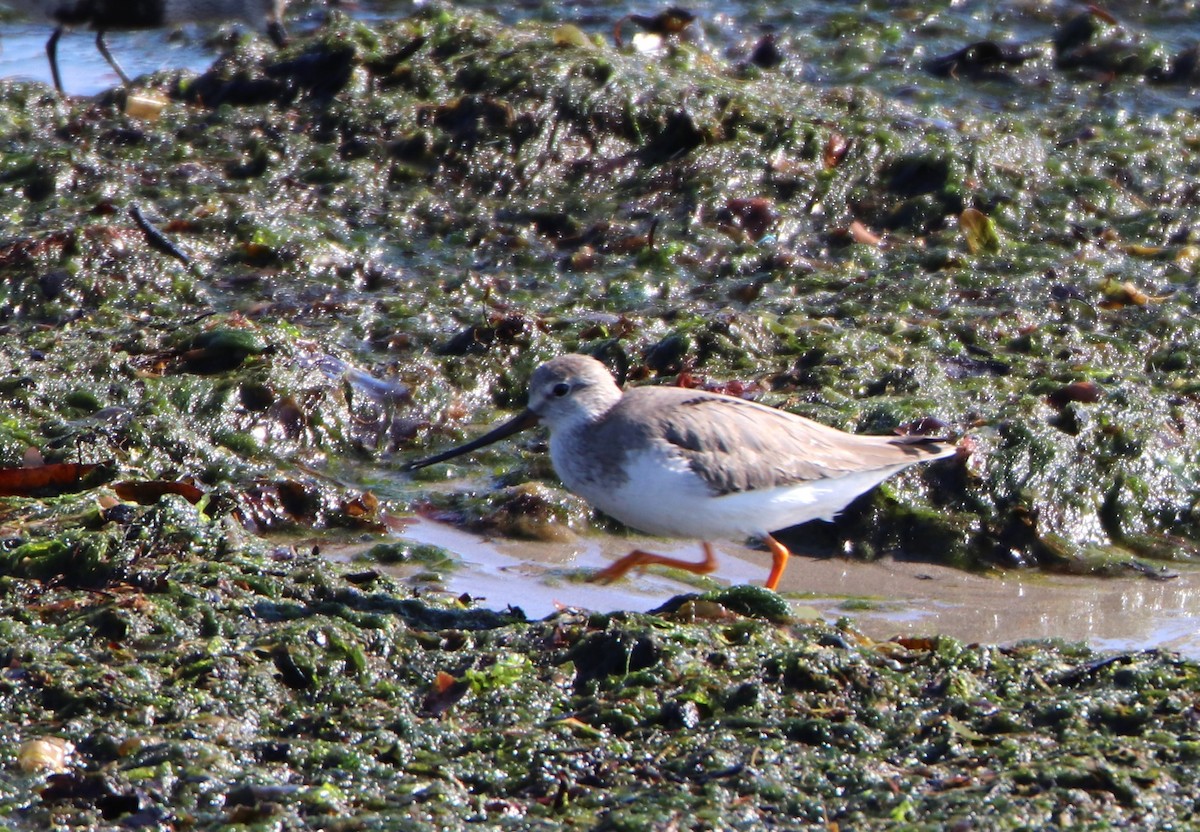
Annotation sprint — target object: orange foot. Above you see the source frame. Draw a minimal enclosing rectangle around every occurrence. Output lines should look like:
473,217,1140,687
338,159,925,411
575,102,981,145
763,534,791,591
590,536,792,590
590,541,718,584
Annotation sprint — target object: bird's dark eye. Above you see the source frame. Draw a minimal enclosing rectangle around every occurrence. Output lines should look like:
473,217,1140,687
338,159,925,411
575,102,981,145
552,382,571,398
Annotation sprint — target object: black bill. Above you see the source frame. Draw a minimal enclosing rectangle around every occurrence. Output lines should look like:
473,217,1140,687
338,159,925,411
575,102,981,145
404,409,540,471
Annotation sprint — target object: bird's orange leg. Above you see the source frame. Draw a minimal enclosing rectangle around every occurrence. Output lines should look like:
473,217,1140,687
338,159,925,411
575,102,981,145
591,542,719,584
763,534,791,591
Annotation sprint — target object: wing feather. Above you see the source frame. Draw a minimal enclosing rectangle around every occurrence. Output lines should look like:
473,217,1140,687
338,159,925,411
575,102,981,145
607,387,951,496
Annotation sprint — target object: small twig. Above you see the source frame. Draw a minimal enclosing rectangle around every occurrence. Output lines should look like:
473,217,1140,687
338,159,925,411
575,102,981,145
129,204,192,268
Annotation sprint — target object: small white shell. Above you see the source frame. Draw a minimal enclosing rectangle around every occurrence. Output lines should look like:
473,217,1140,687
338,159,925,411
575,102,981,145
18,737,74,774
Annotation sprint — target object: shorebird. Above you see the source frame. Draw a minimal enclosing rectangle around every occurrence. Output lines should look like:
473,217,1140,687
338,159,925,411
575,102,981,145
406,354,959,591
4,0,295,94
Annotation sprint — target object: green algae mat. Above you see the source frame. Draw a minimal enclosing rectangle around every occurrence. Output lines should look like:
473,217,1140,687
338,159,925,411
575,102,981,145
2,1,1200,827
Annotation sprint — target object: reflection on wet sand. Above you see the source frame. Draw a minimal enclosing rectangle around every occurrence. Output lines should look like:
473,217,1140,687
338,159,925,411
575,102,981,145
334,519,1200,659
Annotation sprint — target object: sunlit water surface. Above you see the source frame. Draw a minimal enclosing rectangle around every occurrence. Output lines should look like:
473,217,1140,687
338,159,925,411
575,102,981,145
326,518,1200,659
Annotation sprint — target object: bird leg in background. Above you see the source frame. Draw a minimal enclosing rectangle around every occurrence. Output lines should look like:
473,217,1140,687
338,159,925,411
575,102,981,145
591,542,718,584
95,32,132,85
45,26,65,94
266,20,289,47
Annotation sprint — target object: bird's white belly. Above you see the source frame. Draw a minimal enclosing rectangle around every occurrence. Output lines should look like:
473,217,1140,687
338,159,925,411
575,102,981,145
558,443,910,541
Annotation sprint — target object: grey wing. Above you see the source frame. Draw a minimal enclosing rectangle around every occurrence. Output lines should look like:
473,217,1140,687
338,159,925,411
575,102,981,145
648,392,946,495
